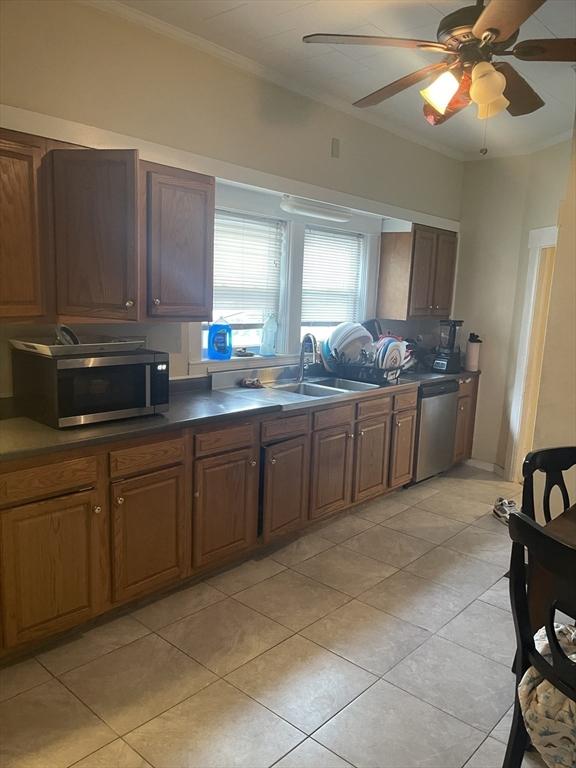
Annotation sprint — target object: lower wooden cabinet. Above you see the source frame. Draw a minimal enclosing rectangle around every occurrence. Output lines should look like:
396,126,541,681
389,409,417,488
0,490,107,648
262,436,310,542
453,396,473,464
111,466,186,603
309,424,354,519
194,447,259,568
353,415,391,503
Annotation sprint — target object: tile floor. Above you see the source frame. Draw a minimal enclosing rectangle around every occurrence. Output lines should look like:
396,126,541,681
0,468,546,768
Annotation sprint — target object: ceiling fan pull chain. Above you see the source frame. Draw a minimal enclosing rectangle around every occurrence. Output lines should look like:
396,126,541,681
480,118,489,156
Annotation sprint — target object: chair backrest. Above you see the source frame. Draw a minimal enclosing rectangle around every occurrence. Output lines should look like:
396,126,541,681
522,446,576,523
508,510,576,701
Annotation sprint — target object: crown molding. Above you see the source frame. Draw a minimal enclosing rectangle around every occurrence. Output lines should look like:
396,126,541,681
80,0,466,162
463,129,574,162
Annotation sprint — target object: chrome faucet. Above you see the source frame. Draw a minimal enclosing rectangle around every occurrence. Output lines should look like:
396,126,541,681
297,333,318,383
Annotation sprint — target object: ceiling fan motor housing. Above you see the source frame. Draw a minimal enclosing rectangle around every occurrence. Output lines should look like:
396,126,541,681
437,5,519,53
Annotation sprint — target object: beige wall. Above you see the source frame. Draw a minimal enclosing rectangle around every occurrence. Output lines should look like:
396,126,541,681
454,140,572,468
0,0,463,220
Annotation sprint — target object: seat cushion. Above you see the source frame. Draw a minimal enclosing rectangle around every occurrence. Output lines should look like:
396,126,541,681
518,623,576,768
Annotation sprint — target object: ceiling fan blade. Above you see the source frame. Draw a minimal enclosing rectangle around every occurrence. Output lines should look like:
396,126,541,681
354,62,450,108
303,33,454,53
503,38,576,62
494,62,545,115
472,0,546,43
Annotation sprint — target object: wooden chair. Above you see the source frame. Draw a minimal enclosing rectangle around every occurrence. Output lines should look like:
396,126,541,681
503,510,576,768
521,446,576,523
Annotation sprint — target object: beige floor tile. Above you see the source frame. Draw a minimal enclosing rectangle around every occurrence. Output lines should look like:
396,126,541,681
316,513,375,543
234,570,349,631
292,545,396,597
72,739,151,767
205,557,285,595
131,582,225,630
159,597,292,676
464,736,546,767
274,739,352,767
393,481,442,505
270,532,334,566
441,477,522,505
342,525,435,567
353,495,410,523
314,679,484,768
381,506,468,543
125,679,303,768
444,527,512,568
446,465,494,481
226,635,376,734
405,546,506,598
438,600,517,667
490,706,513,744
473,512,513,535
0,657,51,703
301,600,430,675
37,616,149,676
62,634,215,735
0,679,115,768
478,578,512,613
385,635,514,732
416,492,494,523
358,570,473,631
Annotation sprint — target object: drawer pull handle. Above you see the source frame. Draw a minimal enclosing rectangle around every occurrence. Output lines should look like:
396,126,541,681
271,458,277,465
93,505,102,515
153,298,161,306
125,300,134,309
249,459,257,467
116,497,125,505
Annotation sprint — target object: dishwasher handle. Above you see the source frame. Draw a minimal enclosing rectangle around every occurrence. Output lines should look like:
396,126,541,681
419,380,459,398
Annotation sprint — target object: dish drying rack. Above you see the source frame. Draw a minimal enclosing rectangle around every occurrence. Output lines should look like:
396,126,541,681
331,361,405,385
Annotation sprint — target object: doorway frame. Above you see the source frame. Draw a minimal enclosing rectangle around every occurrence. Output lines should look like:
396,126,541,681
506,226,558,482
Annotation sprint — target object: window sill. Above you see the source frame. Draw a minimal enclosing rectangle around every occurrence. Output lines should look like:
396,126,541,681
188,354,299,378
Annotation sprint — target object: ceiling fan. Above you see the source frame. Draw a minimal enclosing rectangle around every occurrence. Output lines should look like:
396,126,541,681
303,0,576,124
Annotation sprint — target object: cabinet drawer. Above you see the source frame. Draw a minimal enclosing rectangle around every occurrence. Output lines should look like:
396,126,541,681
0,457,98,507
457,376,476,398
313,404,355,431
195,422,256,457
109,437,185,479
356,396,392,421
261,414,310,444
393,390,418,412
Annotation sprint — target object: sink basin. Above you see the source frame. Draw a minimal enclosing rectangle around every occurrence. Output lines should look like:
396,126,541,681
271,382,344,397
313,377,379,391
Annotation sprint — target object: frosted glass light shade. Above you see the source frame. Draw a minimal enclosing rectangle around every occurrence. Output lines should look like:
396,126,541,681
420,71,460,114
470,70,506,104
477,95,510,119
472,61,495,81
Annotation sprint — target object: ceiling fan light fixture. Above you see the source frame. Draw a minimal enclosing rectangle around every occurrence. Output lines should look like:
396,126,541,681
477,95,510,119
470,64,506,105
419,70,460,115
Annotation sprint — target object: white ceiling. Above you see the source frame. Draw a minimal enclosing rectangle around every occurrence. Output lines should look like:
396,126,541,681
112,0,575,158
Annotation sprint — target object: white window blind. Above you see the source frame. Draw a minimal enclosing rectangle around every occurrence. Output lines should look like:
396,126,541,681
301,226,364,324
213,210,284,326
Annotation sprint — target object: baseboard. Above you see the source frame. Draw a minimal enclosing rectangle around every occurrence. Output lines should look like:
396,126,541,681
465,459,497,473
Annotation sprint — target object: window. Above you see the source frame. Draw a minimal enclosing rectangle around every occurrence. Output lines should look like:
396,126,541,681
301,225,365,341
203,210,286,352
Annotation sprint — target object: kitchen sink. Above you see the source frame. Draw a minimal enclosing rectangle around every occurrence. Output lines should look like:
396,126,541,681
312,377,379,391
271,382,345,397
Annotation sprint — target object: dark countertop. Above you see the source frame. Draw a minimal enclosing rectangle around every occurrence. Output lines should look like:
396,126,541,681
0,377,422,463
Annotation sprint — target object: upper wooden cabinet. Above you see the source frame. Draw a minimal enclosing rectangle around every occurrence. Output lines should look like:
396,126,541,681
377,224,457,320
142,163,214,320
0,133,47,319
52,149,140,320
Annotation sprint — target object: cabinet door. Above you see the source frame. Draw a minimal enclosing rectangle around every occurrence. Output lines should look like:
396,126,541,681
0,136,45,318
453,396,472,464
111,466,186,604
145,166,214,319
389,409,417,488
52,149,139,319
353,415,391,503
0,490,106,648
194,448,258,568
263,435,309,542
309,425,354,520
432,231,457,317
409,227,436,316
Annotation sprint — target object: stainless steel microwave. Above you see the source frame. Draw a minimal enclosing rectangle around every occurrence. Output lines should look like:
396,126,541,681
12,349,169,428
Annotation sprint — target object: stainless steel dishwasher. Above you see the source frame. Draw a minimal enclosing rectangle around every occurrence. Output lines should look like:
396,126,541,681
414,379,459,482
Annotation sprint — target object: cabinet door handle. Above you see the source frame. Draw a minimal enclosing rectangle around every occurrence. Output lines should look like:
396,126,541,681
153,298,161,306
116,497,125,505
249,459,257,467
125,300,134,309
347,433,354,440
464,377,472,383
360,431,365,437
93,505,102,515
435,305,440,310
194,491,200,498
270,458,277,465
396,420,401,427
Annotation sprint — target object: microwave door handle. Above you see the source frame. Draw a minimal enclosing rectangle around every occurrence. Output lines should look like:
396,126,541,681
145,364,151,407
